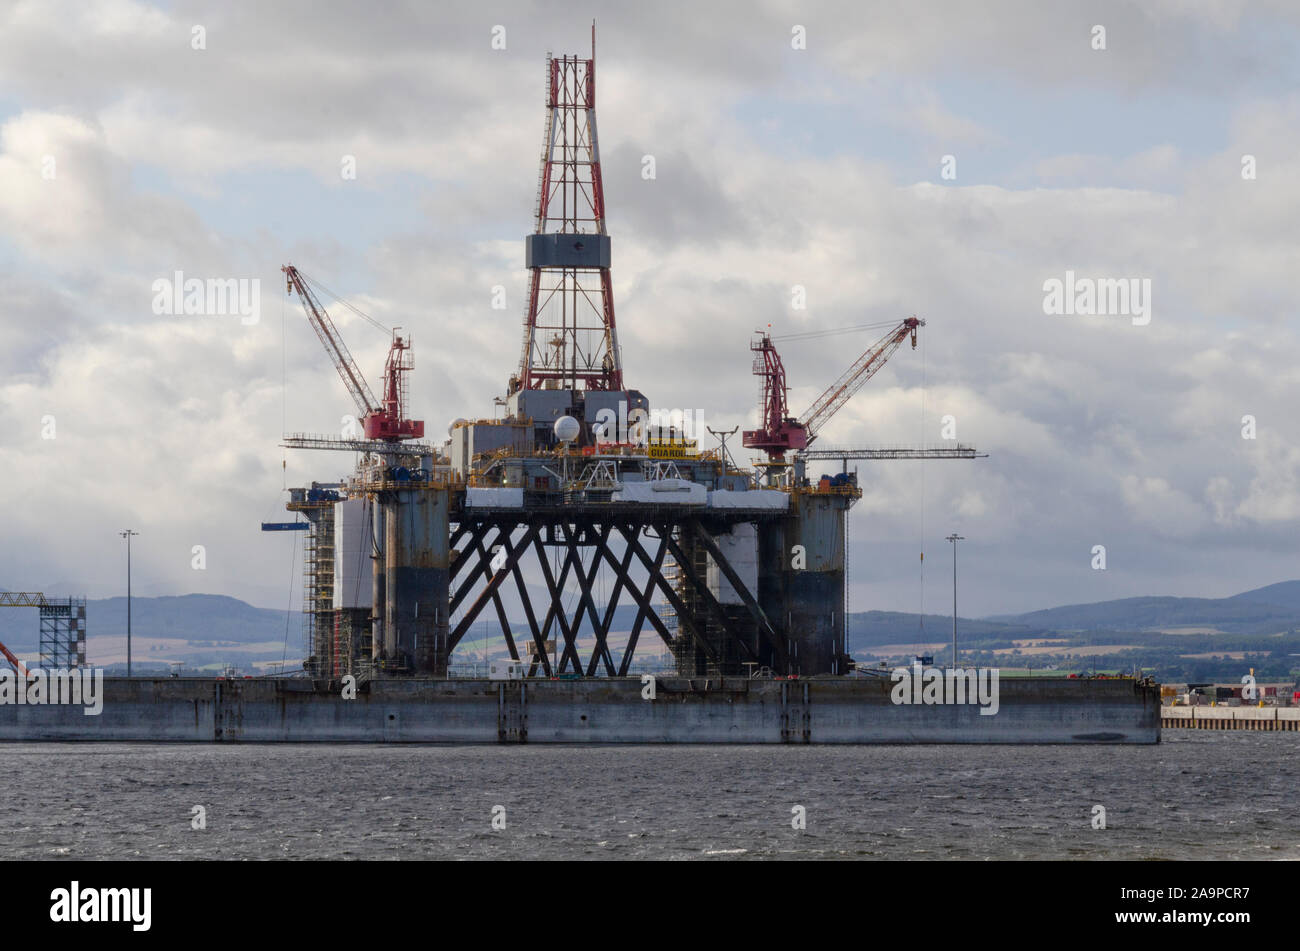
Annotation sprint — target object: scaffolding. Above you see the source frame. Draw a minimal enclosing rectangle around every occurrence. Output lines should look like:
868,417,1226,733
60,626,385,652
0,592,87,669
40,598,87,669
287,493,336,678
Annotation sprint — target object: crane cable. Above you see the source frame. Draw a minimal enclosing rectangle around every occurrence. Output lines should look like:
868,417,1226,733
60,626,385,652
918,331,927,636
281,288,287,490
260,293,290,524
296,269,391,336
771,319,900,343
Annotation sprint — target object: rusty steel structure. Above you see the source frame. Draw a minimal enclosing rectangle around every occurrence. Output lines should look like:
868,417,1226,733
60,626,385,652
515,26,623,394
445,508,800,678
272,36,982,686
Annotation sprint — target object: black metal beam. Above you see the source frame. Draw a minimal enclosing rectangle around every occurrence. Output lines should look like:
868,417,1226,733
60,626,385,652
501,523,551,676
448,519,482,582
441,512,785,678
471,527,519,662
449,521,496,597
663,529,761,668
598,524,676,661
590,526,639,677
623,524,722,670
571,522,616,676
448,522,531,650
554,520,612,675
688,519,789,670
449,520,471,553
616,526,669,676
552,530,588,674
532,530,580,674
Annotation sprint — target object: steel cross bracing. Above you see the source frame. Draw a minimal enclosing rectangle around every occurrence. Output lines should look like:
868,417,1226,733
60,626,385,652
445,514,785,678
0,592,47,607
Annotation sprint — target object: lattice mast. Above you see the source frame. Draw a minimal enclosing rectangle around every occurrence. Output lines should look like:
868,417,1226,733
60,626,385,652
516,27,623,392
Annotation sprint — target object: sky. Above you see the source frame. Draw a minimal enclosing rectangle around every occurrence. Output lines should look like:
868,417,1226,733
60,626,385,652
0,0,1297,619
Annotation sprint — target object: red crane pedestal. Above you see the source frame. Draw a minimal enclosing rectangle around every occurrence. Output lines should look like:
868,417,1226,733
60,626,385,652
741,334,807,460
363,336,424,441
282,264,424,444
743,317,923,462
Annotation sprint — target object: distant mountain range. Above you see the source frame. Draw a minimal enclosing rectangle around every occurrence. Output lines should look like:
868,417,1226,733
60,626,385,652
850,581,1300,647
848,582,1300,682
1227,580,1300,611
2,583,1298,673
980,580,1300,635
0,594,291,650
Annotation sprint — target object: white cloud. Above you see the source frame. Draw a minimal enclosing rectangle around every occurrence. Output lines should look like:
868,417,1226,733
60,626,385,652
0,1,1297,620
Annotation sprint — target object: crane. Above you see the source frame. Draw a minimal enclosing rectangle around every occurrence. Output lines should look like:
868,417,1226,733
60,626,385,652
0,638,28,676
743,316,923,461
282,265,425,443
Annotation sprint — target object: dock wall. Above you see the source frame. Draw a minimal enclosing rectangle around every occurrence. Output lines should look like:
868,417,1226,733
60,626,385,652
0,677,1160,744
1161,706,1300,731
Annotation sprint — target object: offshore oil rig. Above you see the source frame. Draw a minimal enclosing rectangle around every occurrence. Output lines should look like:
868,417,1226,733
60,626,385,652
0,35,1163,745
268,36,982,686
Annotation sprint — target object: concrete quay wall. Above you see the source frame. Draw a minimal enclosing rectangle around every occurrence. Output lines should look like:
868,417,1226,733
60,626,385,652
1161,705,1300,731
0,677,1161,744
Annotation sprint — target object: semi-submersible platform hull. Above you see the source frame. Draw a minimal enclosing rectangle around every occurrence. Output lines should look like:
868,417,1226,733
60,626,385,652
0,676,1160,743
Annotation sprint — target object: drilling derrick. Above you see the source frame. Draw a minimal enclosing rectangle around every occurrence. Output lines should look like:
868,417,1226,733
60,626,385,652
516,35,623,394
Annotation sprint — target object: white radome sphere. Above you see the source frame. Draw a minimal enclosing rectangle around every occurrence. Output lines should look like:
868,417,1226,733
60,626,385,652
448,418,468,438
554,415,581,444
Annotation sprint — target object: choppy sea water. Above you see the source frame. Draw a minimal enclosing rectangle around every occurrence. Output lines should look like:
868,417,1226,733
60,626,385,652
2,732,1296,860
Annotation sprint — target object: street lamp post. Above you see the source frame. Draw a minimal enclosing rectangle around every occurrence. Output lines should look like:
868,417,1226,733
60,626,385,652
120,530,138,677
946,533,964,667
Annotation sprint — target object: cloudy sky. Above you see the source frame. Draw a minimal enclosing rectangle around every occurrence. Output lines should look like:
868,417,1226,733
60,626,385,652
1,0,1297,620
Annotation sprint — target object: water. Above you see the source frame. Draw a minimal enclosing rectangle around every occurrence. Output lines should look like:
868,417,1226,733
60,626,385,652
3,732,1296,860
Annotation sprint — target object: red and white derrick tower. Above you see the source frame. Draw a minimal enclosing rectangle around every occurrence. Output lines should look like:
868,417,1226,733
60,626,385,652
514,28,623,393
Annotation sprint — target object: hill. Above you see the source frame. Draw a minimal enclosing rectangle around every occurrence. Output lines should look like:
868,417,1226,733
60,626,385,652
1227,580,1300,612
983,585,1300,635
0,594,291,650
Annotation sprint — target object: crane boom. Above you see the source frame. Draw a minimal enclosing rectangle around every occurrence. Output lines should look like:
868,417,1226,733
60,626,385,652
0,592,52,676
742,316,924,461
800,317,922,442
798,445,985,461
283,264,380,419
282,264,424,443
0,639,27,676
